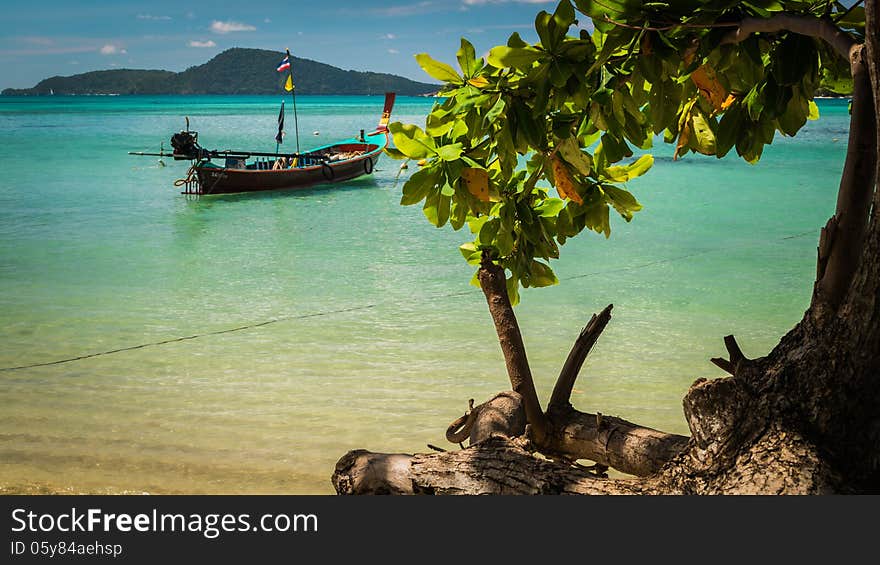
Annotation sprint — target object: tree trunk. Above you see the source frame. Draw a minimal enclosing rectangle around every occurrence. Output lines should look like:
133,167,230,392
477,251,548,443
813,44,877,319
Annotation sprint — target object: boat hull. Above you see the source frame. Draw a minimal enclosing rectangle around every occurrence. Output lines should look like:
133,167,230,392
194,152,383,195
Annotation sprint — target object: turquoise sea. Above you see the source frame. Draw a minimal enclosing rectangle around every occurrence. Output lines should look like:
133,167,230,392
0,94,849,493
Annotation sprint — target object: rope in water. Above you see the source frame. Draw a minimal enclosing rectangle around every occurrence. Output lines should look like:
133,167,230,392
0,229,816,372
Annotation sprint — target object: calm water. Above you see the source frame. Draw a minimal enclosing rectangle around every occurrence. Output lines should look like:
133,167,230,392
0,95,849,493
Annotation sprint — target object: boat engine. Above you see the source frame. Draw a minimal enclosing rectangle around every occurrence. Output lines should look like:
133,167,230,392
170,130,203,160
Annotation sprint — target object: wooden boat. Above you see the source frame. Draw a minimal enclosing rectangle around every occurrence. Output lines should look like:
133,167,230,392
132,92,396,196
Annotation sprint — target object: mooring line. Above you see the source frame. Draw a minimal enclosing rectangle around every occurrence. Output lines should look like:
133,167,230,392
0,229,815,372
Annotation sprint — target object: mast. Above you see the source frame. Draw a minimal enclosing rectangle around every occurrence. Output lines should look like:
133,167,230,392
285,48,301,153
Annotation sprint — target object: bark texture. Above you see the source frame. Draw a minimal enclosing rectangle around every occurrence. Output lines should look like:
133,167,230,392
334,437,660,495
478,253,548,443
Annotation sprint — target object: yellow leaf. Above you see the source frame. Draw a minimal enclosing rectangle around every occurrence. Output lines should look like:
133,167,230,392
551,156,583,204
674,123,690,161
467,76,490,88
461,167,490,202
691,64,727,112
721,94,736,111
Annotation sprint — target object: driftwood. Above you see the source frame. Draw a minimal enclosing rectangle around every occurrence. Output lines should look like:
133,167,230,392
333,436,659,495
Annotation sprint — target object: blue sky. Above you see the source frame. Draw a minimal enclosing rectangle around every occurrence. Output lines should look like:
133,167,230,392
0,0,573,89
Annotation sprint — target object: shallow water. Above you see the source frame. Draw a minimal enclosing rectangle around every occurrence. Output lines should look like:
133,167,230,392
0,95,849,493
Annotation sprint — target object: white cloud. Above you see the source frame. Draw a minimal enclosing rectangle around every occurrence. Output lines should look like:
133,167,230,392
99,44,127,55
382,33,396,39
189,40,217,48
211,20,256,34
264,18,271,23
21,36,54,46
388,48,400,54
137,14,171,20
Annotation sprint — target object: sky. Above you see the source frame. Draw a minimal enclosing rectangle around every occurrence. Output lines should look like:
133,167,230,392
0,0,576,89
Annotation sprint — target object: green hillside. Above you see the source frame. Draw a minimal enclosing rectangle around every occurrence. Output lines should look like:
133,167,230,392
2,48,439,96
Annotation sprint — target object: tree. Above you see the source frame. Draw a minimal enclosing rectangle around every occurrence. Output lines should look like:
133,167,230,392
333,0,879,494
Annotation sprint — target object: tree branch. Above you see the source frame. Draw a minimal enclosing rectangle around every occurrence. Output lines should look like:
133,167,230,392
710,335,752,376
544,405,689,477
549,304,613,410
719,15,858,60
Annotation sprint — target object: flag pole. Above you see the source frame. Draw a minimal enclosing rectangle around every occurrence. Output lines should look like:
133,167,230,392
286,48,301,154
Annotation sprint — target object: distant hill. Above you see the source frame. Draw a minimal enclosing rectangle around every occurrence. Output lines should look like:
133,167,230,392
2,48,439,96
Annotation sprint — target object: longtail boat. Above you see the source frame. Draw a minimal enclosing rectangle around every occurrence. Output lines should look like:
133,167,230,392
132,92,396,196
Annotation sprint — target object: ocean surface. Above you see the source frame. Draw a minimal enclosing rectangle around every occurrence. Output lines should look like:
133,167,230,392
0,94,849,493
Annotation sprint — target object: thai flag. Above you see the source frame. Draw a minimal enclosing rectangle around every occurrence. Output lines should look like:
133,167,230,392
276,55,290,72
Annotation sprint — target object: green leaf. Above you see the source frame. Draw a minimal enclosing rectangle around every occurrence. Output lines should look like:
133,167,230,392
487,46,543,70
771,34,816,87
625,154,653,178
511,101,542,150
535,11,554,51
602,154,652,182
536,197,566,217
426,111,455,137
415,53,462,83
507,32,528,48
485,96,506,126
459,242,482,265
450,200,468,230
603,185,642,220
400,166,440,206
807,100,819,121
437,143,464,161
777,94,808,137
716,103,744,158
552,0,576,31
389,122,436,159
529,260,559,287
437,192,452,227
506,274,521,306
557,137,593,176
574,0,641,21
690,109,717,155
599,133,632,164
744,84,764,121
496,225,515,256
423,188,441,226
583,198,611,238
384,147,407,160
456,38,481,76
479,218,500,244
